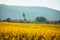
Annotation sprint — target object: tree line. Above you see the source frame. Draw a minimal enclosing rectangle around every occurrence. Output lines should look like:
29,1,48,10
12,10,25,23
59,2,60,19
0,16,60,24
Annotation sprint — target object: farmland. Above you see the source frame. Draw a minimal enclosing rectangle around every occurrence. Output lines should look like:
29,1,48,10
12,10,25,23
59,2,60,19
0,22,60,40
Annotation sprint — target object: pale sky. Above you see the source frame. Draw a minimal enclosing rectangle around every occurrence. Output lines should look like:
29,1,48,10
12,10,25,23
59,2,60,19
0,0,60,11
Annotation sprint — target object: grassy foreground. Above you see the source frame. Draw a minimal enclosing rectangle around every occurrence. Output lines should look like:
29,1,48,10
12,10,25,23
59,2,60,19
0,22,60,40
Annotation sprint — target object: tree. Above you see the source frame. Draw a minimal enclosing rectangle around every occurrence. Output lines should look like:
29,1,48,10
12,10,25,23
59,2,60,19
35,17,40,23
0,19,1,22
2,18,11,22
35,16,47,23
58,20,60,24
6,18,11,22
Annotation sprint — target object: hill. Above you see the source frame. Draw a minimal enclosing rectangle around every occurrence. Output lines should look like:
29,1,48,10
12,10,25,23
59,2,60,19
0,4,60,20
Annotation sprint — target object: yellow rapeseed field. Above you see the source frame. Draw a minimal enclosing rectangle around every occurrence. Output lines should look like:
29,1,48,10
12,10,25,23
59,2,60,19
0,22,60,40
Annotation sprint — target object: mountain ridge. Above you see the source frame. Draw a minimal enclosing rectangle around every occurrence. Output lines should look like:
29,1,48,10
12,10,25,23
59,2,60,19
0,4,60,20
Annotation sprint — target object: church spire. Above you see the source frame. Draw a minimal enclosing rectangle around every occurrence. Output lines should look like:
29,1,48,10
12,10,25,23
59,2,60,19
23,12,26,21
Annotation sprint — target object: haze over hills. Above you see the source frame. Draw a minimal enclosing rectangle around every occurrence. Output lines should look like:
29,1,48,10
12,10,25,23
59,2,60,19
0,4,60,21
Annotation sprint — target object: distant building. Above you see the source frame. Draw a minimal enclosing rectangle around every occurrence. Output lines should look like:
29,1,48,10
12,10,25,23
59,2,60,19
12,20,19,23
48,20,58,24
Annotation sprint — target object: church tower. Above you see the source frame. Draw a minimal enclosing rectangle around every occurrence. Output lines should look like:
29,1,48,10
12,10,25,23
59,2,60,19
23,12,26,21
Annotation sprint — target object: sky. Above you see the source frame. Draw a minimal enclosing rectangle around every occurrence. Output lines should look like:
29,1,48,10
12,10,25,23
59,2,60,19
0,0,60,11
